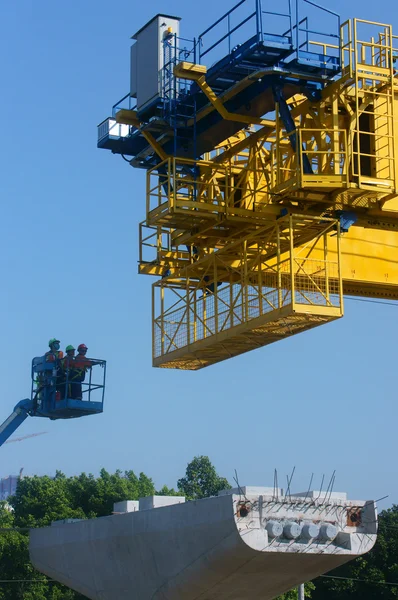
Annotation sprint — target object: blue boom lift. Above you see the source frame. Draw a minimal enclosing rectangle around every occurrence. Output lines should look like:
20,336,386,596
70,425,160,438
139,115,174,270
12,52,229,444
0,356,106,447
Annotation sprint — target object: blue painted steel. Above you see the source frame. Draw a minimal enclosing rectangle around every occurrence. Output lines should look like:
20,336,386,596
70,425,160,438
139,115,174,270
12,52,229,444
98,0,343,167
198,0,293,63
336,211,358,233
272,84,313,174
112,93,136,118
293,0,340,72
31,356,106,419
0,399,33,447
0,357,106,448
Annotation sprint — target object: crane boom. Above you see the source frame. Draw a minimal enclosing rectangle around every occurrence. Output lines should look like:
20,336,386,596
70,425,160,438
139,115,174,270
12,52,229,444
0,400,34,448
97,3,398,369
5,431,48,444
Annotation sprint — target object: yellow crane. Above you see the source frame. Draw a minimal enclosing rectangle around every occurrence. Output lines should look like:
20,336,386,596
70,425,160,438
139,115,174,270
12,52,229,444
98,2,398,369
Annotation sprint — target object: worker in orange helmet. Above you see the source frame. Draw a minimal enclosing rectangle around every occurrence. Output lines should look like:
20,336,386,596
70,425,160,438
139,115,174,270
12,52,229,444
73,344,93,400
60,345,78,399
75,344,91,365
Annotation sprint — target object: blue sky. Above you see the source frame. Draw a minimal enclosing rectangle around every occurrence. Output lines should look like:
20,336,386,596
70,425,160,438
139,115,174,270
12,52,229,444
0,0,397,508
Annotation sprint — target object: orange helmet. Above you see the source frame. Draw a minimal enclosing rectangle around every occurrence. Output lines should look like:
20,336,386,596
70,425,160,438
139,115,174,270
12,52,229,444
78,344,88,351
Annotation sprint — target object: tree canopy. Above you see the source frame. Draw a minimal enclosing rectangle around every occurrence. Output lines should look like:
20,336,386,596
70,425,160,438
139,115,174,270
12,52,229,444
177,455,231,499
312,504,398,600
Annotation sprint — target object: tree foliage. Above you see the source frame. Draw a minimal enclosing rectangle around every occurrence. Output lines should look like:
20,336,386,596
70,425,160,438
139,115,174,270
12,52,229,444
0,501,66,600
276,582,315,599
177,455,231,499
312,505,398,600
1,468,156,599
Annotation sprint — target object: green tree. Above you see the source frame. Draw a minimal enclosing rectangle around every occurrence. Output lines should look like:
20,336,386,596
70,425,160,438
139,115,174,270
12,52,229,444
66,469,155,518
156,485,180,496
12,475,85,528
276,582,315,599
4,467,156,599
177,455,231,500
0,501,70,600
312,505,398,599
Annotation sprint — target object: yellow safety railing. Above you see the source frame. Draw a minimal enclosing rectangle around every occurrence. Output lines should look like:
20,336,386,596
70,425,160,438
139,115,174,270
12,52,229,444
270,128,348,194
308,40,340,62
341,19,396,78
299,129,349,187
139,222,193,276
152,216,343,365
146,155,274,227
146,157,229,225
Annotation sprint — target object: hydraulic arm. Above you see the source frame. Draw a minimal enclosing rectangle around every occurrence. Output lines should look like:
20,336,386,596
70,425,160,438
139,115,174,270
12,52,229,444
0,400,34,447
0,356,106,448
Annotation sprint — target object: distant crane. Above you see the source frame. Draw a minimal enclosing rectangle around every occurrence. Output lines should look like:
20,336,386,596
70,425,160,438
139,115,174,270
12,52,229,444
4,432,48,444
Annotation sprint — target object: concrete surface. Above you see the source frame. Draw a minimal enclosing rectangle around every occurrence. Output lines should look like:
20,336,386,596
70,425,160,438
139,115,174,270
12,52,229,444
113,501,139,514
29,488,377,600
139,495,185,510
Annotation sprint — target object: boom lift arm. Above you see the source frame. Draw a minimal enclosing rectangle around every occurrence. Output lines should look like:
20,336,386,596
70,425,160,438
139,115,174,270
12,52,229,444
0,400,34,447
0,356,106,449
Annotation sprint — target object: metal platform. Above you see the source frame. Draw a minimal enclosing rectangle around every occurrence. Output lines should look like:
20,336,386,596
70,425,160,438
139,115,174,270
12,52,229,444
31,357,106,419
34,398,104,420
98,0,341,166
97,5,398,369
154,308,340,370
152,216,343,370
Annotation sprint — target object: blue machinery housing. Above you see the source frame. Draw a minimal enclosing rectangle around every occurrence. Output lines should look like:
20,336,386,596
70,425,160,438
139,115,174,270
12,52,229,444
98,0,341,167
0,358,106,447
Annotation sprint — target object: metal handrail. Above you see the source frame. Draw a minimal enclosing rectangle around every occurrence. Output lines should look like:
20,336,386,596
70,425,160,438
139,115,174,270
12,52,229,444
61,360,106,405
295,0,341,58
112,94,136,117
283,16,307,37
31,357,106,413
298,27,340,39
198,0,292,61
199,0,247,39
303,0,340,19
201,12,256,59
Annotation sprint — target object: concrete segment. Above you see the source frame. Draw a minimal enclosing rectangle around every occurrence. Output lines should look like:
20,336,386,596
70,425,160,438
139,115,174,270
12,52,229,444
113,501,139,514
139,495,185,510
29,489,377,600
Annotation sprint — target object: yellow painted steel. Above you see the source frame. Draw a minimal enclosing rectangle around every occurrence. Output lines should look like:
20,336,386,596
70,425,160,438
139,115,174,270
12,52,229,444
176,66,274,127
152,216,343,369
134,18,398,368
116,110,169,161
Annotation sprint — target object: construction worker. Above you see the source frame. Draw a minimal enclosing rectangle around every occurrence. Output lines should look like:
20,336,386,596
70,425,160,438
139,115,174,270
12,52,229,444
62,345,76,369
60,345,79,399
42,339,64,403
75,344,91,368
45,339,64,362
73,344,93,400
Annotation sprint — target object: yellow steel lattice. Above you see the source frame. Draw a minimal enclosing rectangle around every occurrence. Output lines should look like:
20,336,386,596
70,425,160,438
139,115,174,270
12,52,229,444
130,18,398,367
152,216,343,369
